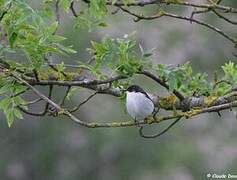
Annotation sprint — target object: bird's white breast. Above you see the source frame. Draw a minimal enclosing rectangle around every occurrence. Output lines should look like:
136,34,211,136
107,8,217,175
126,92,154,121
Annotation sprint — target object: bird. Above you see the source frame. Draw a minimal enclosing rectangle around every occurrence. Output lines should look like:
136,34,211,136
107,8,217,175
126,85,155,123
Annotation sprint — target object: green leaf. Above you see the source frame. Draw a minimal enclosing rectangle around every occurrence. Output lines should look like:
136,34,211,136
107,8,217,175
51,35,66,42
9,32,18,48
0,83,11,94
98,22,108,27
222,61,237,84
56,44,77,54
167,73,178,91
89,0,107,19
0,98,11,110
112,0,118,5
74,13,93,31
143,53,153,58
47,21,58,34
6,108,14,127
89,36,149,76
59,0,71,12
13,108,23,119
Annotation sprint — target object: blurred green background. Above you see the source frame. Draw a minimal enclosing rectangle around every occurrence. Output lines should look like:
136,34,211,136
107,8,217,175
0,1,237,180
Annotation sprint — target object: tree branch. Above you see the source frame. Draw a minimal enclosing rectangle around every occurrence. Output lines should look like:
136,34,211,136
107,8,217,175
25,75,127,87
8,69,237,130
18,85,53,116
139,70,185,101
70,91,97,112
107,0,237,13
118,6,237,46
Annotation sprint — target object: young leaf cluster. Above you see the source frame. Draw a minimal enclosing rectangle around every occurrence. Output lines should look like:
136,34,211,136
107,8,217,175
0,77,27,127
1,0,75,69
89,36,152,76
156,61,237,96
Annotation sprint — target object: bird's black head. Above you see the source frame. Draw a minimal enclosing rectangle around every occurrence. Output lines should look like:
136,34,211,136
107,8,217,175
126,85,152,100
127,85,145,93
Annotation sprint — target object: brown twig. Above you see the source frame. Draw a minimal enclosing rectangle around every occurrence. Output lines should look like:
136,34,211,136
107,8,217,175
107,0,237,13
10,88,29,98
212,9,237,25
118,6,237,46
70,1,78,17
139,117,182,139
70,91,97,112
55,0,60,24
23,98,42,106
59,86,71,106
18,85,54,116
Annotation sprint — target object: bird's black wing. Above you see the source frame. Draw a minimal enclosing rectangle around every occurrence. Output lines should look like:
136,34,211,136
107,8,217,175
139,89,153,102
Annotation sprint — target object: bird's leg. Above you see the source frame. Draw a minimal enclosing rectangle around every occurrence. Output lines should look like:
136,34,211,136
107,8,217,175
152,107,160,122
134,118,138,124
134,118,141,127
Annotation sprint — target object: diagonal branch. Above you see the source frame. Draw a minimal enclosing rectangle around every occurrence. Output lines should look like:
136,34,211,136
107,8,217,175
70,91,98,112
59,86,71,106
212,9,237,25
139,70,185,101
18,85,53,116
118,6,237,46
106,0,237,13
139,117,182,139
70,1,78,17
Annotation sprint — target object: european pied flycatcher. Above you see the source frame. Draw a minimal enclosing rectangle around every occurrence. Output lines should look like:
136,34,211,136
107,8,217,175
126,85,154,123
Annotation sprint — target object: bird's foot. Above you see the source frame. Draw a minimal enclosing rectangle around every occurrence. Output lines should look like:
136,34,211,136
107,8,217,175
134,119,142,127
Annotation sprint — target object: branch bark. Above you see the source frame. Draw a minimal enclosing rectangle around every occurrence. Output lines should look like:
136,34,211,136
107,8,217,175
10,70,237,129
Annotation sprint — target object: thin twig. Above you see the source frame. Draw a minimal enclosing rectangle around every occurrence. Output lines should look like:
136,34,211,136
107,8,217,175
59,86,71,106
10,87,29,98
139,117,182,138
18,85,54,116
70,1,78,17
23,98,42,106
118,6,237,46
55,0,60,24
70,91,97,112
212,9,237,25
108,0,237,13
190,8,210,22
